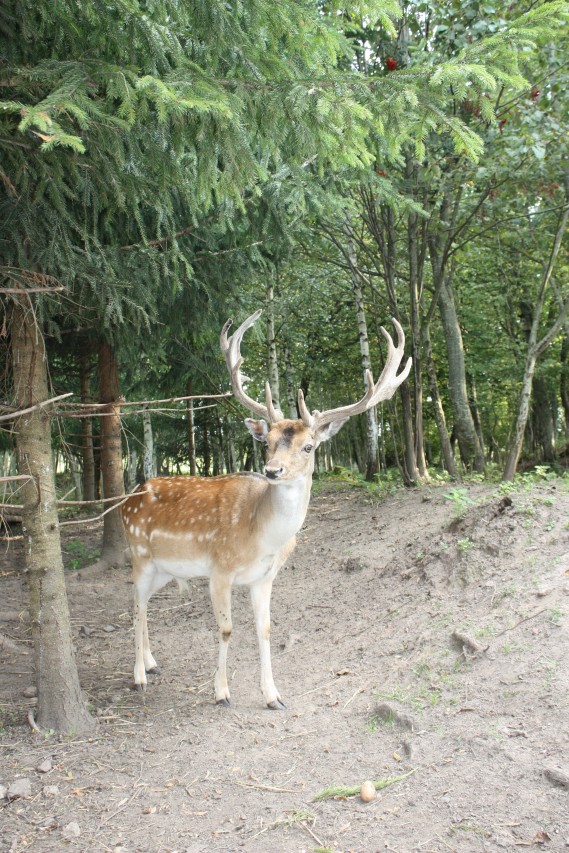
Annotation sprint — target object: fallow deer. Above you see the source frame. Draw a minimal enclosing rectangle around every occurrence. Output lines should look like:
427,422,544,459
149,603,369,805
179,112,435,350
121,310,411,708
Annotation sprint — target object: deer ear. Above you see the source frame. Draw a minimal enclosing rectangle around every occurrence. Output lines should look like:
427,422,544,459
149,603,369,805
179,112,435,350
314,417,349,446
245,418,269,443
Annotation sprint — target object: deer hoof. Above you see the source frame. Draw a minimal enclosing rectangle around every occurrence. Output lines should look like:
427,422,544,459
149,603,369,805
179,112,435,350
267,698,286,710
146,666,161,675
216,697,231,707
133,683,146,692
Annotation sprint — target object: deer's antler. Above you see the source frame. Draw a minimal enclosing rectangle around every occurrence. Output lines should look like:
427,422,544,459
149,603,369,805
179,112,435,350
220,310,284,423
298,319,412,431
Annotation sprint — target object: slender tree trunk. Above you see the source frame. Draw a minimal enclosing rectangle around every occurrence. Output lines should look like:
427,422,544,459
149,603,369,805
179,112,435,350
561,332,569,435
98,340,126,565
283,340,297,419
11,299,94,734
266,281,280,410
346,232,379,481
79,352,96,502
469,375,486,461
202,408,211,476
406,165,428,479
423,325,460,479
186,379,197,476
142,406,155,480
503,192,569,480
531,376,555,463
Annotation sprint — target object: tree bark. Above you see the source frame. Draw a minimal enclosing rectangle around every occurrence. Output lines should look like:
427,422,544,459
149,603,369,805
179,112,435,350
503,191,569,480
142,406,155,480
283,340,297,419
11,299,94,734
346,232,379,481
423,325,460,479
186,378,197,476
265,282,280,410
98,340,126,565
79,352,96,502
434,262,485,472
561,332,569,435
406,159,428,479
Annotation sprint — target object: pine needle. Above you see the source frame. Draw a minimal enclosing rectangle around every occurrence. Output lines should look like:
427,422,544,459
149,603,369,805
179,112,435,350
312,769,415,802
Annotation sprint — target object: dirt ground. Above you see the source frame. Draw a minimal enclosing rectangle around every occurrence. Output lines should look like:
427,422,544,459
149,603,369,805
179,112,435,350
1,478,569,853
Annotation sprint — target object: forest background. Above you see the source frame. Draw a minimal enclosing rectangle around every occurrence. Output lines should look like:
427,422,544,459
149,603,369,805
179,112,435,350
1,0,568,733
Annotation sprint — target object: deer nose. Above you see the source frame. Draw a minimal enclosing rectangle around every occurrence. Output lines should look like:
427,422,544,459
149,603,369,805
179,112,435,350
265,464,284,480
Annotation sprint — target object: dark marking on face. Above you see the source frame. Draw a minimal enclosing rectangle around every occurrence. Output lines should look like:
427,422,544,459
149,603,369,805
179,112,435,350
280,425,296,446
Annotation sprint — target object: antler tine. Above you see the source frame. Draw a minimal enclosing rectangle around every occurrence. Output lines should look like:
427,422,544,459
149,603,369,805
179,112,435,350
297,389,314,428
311,318,412,431
265,382,284,423
220,310,283,423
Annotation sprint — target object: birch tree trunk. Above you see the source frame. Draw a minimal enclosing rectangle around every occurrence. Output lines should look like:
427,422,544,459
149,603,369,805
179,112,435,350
284,340,297,419
186,379,197,476
265,281,280,410
142,406,155,480
346,233,379,480
11,299,94,734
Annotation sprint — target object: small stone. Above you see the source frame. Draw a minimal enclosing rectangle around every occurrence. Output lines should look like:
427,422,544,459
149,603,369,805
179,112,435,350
7,778,32,799
0,785,7,800
102,624,117,633
43,785,59,798
36,758,52,773
79,625,93,636
22,685,37,698
62,821,81,839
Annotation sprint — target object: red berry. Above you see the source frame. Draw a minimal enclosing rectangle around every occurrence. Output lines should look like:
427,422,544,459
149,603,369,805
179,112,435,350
386,57,397,71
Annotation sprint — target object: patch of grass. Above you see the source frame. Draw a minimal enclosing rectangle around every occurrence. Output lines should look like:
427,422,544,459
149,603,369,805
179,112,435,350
313,771,415,802
443,487,477,518
457,537,474,554
548,609,563,626
64,539,100,570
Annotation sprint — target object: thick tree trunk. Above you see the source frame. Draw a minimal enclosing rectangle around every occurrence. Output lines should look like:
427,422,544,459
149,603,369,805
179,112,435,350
98,341,126,566
346,233,379,481
11,300,94,734
79,353,96,502
436,270,485,472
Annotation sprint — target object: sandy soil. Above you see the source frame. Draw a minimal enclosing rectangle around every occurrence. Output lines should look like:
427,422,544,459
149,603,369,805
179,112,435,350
1,478,569,853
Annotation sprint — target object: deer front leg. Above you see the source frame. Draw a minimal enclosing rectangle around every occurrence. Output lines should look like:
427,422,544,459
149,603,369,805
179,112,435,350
133,566,167,689
210,575,233,706
250,577,284,710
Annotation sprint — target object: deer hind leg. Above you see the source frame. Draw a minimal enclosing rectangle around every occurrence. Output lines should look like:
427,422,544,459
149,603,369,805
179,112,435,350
133,562,169,689
209,574,233,706
250,576,284,710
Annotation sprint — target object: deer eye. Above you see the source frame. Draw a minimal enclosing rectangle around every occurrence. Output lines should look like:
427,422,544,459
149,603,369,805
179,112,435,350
303,444,314,454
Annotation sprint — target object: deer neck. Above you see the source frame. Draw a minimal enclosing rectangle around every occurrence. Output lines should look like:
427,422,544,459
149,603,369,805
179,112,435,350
259,472,313,551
